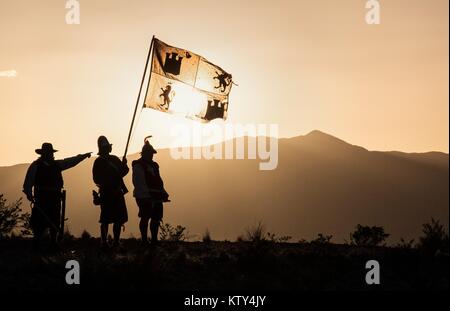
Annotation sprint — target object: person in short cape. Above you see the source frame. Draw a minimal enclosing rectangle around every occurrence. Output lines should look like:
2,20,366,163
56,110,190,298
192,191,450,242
132,137,169,246
92,136,129,250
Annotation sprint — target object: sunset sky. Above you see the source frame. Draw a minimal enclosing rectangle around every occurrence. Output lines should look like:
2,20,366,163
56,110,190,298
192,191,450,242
0,0,448,166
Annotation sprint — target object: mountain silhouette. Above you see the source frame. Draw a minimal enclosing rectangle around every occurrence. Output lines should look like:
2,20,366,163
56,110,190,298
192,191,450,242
0,130,448,242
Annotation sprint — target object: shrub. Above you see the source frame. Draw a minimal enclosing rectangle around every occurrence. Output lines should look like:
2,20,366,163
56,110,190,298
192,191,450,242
0,195,31,238
349,224,389,247
417,218,449,255
81,230,92,240
266,232,292,243
242,222,291,243
311,233,333,245
395,238,415,250
159,222,187,241
245,222,266,242
202,228,212,243
63,227,75,242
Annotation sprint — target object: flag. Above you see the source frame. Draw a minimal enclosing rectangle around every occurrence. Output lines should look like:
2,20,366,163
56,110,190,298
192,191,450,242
143,38,234,122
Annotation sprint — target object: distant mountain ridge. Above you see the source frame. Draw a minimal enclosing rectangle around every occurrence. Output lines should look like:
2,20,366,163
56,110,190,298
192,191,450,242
0,130,448,242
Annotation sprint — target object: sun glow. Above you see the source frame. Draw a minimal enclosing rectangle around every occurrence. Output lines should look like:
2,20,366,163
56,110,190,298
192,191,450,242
166,83,208,120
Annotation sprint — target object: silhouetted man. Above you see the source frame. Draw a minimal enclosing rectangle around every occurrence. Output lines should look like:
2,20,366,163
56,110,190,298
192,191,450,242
92,136,129,250
132,137,169,246
23,143,91,251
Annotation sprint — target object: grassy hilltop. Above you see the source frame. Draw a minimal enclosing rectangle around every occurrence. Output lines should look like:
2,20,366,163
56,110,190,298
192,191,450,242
0,237,448,291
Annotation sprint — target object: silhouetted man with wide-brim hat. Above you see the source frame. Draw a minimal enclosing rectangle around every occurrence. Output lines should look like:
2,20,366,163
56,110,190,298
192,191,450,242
92,136,129,250
23,143,91,251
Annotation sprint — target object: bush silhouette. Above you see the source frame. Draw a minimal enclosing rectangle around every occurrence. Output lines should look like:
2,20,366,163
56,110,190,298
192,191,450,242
202,228,212,243
63,227,75,242
236,235,245,242
395,238,415,249
417,218,449,255
242,222,291,243
266,232,292,243
0,194,31,239
245,221,266,242
349,224,389,246
311,233,333,245
159,223,187,241
81,230,92,241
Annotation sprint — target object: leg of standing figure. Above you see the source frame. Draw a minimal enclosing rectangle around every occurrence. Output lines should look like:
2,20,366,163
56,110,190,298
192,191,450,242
49,227,58,247
150,219,160,244
100,223,109,246
32,226,44,252
139,217,149,242
112,222,121,246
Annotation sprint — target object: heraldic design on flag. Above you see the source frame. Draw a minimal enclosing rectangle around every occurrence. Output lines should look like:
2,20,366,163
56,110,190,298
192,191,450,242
143,38,233,122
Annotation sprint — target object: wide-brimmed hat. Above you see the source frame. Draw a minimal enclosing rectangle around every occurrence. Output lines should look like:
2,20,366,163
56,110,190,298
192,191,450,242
97,135,112,154
142,136,157,154
35,142,58,155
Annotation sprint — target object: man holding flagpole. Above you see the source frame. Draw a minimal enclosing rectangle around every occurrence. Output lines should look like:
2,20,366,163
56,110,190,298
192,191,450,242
119,37,232,248
132,136,169,246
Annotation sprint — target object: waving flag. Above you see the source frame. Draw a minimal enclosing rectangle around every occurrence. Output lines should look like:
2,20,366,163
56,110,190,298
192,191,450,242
143,38,234,122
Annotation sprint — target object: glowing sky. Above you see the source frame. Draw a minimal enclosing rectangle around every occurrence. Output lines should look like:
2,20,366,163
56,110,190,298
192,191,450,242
0,0,448,166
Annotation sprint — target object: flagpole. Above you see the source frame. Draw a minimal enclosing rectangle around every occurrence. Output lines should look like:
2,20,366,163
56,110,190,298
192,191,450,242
123,35,155,161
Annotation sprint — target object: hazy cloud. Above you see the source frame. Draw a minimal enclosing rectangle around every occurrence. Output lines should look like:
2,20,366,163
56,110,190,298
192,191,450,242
0,70,17,78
